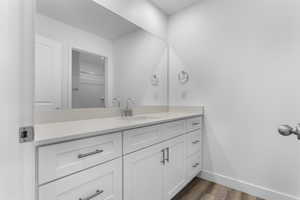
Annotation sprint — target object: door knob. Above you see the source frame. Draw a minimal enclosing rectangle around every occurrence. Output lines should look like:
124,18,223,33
295,124,300,140
278,125,293,136
278,124,300,140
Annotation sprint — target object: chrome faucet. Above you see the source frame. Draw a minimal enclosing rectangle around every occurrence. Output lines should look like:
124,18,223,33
112,97,121,108
122,98,135,117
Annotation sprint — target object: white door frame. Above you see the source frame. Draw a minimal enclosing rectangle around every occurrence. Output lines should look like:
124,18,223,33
22,0,36,200
68,46,111,108
0,0,35,200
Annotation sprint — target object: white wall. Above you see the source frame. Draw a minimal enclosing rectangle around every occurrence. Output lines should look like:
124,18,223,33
36,14,114,108
93,0,168,39
113,30,168,106
169,0,300,199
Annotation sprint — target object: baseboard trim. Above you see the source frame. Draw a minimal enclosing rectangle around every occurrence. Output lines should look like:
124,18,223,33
199,170,300,200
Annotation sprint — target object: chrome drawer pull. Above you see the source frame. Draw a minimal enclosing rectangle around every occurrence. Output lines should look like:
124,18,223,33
166,147,170,163
161,149,166,165
192,140,200,144
79,190,103,200
78,149,103,159
192,122,200,126
192,163,199,168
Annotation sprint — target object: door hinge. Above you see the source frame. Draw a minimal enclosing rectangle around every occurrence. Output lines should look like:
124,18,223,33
19,126,34,143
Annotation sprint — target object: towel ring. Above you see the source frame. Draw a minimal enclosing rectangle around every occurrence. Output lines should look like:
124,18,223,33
178,70,189,84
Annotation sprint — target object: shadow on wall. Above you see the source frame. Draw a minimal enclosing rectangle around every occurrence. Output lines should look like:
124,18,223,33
113,29,168,106
169,47,191,104
169,46,216,107
140,48,168,105
201,114,236,179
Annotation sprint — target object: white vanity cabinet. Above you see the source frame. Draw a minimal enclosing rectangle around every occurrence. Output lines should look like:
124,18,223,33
38,133,122,184
163,135,186,199
39,158,122,200
37,132,123,200
123,120,186,154
123,118,202,200
185,129,202,183
124,135,186,200
36,115,202,200
123,140,166,200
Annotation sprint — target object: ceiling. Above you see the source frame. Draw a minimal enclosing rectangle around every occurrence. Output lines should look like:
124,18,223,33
37,0,140,40
149,0,200,15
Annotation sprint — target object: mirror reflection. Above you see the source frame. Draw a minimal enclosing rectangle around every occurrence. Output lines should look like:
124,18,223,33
72,49,107,109
35,0,168,111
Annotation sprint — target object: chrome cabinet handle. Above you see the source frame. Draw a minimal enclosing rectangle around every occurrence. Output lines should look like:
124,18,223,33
192,122,200,126
166,147,170,163
192,163,199,168
78,149,103,159
161,149,165,165
192,140,200,144
79,190,103,200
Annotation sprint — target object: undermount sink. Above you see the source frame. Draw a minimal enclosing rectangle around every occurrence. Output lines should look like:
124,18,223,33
120,115,161,121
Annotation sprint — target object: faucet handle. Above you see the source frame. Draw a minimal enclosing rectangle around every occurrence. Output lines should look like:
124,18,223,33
112,97,121,108
126,98,135,107
126,98,132,103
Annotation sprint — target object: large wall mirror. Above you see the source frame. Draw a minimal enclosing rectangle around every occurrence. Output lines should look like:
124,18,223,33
35,0,168,111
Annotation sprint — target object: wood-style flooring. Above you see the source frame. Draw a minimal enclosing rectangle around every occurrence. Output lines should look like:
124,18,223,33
172,178,264,200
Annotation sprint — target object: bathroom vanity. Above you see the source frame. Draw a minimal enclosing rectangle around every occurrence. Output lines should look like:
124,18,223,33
34,1,203,199
35,112,203,200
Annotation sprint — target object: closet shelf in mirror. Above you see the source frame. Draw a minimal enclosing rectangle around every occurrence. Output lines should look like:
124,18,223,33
79,73,105,86
79,81,104,86
80,70,104,77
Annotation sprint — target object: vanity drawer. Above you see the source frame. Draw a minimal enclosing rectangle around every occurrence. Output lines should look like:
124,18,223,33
186,117,202,132
186,152,202,182
123,120,187,154
160,120,186,141
123,125,160,154
39,158,122,200
186,130,201,156
38,132,122,184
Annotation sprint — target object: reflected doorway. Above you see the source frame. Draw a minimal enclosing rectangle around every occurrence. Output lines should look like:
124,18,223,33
72,49,107,108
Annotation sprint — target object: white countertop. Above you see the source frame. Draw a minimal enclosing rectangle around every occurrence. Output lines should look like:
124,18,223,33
34,112,203,146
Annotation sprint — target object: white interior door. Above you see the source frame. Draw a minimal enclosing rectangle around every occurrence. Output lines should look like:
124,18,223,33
0,0,35,200
35,35,62,111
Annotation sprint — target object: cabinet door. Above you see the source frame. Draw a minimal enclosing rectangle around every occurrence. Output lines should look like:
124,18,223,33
124,142,166,200
35,35,62,111
164,135,186,200
39,158,122,200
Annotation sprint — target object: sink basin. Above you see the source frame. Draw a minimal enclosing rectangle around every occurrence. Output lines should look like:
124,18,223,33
119,115,161,121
